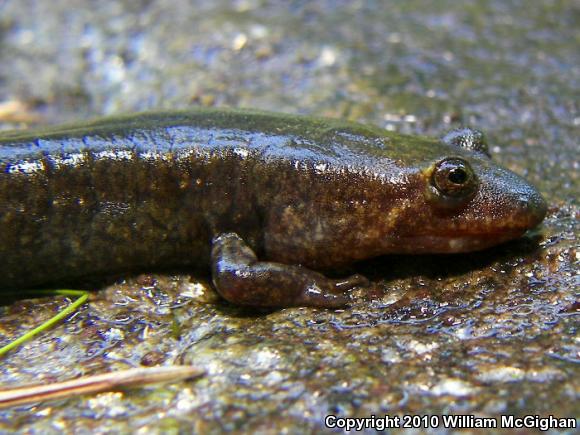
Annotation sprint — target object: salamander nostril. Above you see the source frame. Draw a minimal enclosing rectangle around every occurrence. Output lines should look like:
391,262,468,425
518,199,532,213
532,193,548,224
519,191,547,228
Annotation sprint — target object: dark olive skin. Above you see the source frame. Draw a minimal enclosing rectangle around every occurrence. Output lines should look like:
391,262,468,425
0,108,547,307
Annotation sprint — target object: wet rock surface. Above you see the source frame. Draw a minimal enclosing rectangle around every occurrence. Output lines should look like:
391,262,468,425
0,1,578,433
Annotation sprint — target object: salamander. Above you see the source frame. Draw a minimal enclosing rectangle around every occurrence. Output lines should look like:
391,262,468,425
0,108,547,307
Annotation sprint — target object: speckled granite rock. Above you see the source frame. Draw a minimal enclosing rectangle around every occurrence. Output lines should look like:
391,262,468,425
0,1,577,433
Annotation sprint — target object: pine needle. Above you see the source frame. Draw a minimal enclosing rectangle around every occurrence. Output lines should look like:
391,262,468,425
0,365,204,409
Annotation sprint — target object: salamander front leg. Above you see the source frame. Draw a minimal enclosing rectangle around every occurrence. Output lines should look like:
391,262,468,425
210,232,367,308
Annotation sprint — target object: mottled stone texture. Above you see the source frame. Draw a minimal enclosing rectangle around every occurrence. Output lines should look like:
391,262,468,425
0,1,577,433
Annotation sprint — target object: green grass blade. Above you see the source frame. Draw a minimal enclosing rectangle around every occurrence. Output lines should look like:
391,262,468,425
0,290,89,358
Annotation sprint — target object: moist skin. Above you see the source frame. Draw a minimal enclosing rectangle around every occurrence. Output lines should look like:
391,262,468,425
0,108,547,307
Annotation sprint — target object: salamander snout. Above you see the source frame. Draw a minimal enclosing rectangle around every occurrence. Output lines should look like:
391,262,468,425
472,163,548,238
516,187,547,230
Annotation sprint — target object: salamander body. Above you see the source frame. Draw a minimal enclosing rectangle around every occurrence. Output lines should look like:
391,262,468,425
0,108,547,307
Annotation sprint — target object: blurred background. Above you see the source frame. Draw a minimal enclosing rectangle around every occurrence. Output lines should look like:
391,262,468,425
0,0,578,432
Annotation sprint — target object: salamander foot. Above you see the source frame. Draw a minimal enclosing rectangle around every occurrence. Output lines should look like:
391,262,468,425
210,232,367,308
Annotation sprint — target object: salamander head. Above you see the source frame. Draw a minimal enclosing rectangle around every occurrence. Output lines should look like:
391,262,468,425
381,128,547,253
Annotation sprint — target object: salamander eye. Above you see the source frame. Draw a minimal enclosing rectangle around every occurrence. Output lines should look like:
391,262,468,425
431,158,476,198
